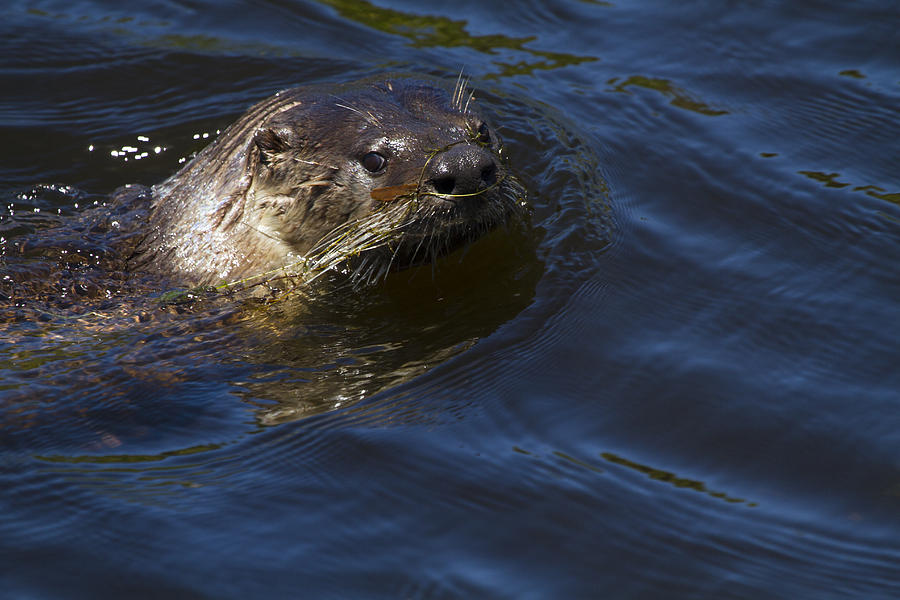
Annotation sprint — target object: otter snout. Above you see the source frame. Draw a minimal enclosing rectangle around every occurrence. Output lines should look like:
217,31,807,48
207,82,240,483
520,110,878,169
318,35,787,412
424,143,498,197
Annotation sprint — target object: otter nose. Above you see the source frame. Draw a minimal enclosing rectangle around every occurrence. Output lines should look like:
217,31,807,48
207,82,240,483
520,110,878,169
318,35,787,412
425,143,498,197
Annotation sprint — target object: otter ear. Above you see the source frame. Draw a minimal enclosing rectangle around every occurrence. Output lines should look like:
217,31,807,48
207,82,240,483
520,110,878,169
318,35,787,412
254,126,299,166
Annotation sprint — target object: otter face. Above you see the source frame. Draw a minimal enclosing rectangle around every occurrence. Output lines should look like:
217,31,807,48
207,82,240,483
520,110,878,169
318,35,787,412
249,79,525,283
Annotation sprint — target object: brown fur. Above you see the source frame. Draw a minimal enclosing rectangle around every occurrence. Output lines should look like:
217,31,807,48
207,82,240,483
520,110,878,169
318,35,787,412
131,78,525,287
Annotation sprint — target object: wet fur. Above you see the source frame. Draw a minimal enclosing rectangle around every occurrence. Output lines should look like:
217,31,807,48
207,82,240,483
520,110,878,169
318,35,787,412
130,78,526,288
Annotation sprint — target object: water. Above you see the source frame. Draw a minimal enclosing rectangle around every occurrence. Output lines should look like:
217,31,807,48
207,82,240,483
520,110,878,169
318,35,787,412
2,1,899,597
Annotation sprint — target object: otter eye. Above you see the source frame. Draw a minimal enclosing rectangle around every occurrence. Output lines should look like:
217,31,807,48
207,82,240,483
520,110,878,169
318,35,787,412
362,151,387,173
476,122,491,145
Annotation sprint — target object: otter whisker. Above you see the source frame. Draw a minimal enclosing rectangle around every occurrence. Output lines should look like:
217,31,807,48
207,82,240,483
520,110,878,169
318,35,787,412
294,158,340,170
300,198,426,281
453,72,471,113
297,179,334,189
237,219,283,243
453,70,465,110
463,89,475,115
383,237,405,275
333,99,382,127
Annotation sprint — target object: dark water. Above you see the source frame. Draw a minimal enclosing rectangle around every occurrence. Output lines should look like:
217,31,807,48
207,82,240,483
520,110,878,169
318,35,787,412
2,0,899,597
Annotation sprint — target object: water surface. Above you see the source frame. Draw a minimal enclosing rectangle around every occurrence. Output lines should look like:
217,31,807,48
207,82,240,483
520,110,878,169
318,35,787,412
2,1,900,598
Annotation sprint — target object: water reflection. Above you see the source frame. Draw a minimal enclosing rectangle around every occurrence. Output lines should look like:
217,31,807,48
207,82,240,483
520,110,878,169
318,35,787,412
237,225,542,424
317,0,598,76
601,452,756,506
799,170,900,205
608,75,729,116
0,74,609,446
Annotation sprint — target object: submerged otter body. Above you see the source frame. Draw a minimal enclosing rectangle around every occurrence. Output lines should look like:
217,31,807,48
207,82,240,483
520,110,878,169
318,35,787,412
131,78,525,288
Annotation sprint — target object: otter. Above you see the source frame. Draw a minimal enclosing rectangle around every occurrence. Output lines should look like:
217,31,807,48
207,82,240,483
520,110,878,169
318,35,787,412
128,77,526,289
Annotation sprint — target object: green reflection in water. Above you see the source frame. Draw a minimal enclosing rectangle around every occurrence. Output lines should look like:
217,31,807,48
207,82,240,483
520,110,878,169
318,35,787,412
34,443,222,465
32,444,234,506
22,7,296,56
490,51,598,78
140,33,304,57
152,34,231,53
607,75,728,116
856,187,900,205
25,7,169,29
316,0,597,76
799,171,851,189
553,450,604,474
601,452,756,506
0,344,83,374
799,171,900,205
26,1,597,75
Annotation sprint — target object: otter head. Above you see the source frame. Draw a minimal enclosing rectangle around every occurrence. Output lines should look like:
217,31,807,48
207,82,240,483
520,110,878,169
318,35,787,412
246,79,525,284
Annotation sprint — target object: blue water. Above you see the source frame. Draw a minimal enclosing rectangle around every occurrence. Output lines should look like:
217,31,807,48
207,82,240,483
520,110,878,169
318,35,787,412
2,1,900,598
